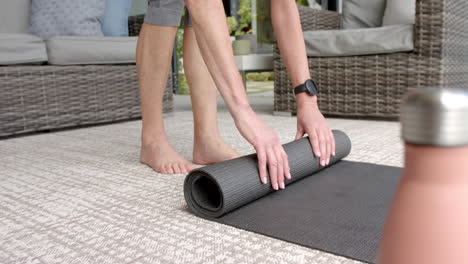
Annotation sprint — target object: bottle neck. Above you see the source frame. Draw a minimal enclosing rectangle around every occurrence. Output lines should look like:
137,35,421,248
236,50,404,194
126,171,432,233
403,143,468,185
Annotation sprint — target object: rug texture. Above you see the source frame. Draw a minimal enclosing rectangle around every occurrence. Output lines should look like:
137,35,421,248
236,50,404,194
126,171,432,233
0,111,403,264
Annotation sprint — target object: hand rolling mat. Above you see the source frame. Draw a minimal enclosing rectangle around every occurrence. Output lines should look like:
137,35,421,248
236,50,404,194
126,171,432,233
184,130,401,263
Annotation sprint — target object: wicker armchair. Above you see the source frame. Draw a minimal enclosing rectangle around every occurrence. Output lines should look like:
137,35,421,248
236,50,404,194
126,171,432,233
0,15,173,138
274,0,468,118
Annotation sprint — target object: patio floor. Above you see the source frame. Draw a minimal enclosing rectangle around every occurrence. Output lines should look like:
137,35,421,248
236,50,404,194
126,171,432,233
175,81,274,114
0,93,403,263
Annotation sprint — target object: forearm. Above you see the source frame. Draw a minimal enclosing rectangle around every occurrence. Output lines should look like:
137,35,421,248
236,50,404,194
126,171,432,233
271,1,315,106
185,0,251,117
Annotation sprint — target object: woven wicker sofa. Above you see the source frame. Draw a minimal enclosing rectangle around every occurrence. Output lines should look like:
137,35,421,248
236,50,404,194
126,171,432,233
0,15,172,138
274,0,468,119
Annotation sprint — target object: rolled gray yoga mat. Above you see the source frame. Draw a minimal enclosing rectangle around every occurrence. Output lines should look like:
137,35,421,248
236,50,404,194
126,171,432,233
184,130,401,263
185,130,351,217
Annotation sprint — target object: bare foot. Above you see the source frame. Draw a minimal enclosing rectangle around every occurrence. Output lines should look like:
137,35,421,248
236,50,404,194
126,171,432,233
193,137,240,165
140,140,194,174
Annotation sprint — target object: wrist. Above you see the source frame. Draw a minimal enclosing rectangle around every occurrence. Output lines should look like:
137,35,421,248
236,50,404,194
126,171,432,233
295,93,318,109
232,103,255,122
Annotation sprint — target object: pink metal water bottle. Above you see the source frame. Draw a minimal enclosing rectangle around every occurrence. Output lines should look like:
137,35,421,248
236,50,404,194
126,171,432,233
378,87,468,264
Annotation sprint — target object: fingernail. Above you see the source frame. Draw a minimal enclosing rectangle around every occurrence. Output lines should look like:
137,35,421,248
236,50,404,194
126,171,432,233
273,183,279,190
262,177,267,184
316,152,321,157
321,160,326,166
287,173,292,179
279,182,285,189
326,158,330,165
332,152,336,156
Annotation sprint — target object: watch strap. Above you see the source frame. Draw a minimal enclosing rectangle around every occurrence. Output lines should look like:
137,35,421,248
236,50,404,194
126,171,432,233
294,79,319,96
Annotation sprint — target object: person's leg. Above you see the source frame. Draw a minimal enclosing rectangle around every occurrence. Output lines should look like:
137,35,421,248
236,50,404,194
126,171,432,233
137,23,193,174
182,26,239,165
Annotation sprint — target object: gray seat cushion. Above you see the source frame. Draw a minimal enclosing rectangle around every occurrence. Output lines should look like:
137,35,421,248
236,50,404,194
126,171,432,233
0,34,48,65
46,36,138,65
0,0,31,33
304,24,414,57
342,0,387,29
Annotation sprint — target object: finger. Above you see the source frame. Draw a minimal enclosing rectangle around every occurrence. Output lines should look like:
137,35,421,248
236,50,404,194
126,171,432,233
318,130,327,167
274,146,285,190
322,129,330,166
295,127,304,140
281,148,291,180
326,131,332,165
266,146,279,190
330,130,336,156
309,129,321,159
256,147,268,184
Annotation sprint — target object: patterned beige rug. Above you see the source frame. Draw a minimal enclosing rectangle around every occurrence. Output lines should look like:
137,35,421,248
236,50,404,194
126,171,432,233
0,111,403,264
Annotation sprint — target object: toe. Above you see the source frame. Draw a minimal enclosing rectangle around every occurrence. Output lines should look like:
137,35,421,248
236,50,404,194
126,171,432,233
173,164,181,174
155,166,166,174
185,163,194,172
166,164,174,174
177,164,187,174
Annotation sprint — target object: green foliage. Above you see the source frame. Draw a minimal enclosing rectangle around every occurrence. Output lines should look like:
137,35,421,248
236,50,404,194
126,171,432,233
235,0,253,35
176,28,183,65
175,28,190,95
226,16,238,36
246,72,274,82
256,0,273,43
177,73,190,95
296,0,309,6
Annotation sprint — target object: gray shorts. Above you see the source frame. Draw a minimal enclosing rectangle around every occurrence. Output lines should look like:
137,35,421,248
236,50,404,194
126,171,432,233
144,0,192,27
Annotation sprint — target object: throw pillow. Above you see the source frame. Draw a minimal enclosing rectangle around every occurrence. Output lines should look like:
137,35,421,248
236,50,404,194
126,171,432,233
30,0,106,38
102,0,132,36
382,0,416,26
342,0,387,29
0,0,31,34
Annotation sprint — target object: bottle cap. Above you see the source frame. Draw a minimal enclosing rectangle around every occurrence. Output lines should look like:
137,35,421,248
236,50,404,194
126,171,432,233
401,87,468,147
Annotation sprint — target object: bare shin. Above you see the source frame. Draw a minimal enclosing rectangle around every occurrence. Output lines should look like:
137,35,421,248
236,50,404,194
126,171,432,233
136,23,177,144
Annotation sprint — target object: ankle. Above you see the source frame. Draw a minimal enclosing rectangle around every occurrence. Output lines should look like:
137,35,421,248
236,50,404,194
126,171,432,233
194,132,221,146
141,134,168,148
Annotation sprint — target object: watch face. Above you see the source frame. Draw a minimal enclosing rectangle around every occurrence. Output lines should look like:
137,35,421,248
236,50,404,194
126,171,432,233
305,80,314,94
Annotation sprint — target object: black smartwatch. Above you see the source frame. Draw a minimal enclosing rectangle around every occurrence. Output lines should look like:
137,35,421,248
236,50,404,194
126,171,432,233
293,79,319,96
